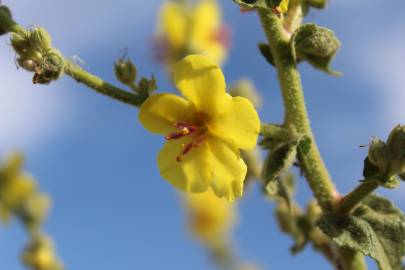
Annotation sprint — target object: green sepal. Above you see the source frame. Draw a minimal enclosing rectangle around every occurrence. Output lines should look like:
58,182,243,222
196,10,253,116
318,195,405,270
291,23,341,76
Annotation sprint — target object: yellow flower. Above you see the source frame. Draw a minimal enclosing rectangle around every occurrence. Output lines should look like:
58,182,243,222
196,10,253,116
156,0,229,65
279,0,290,13
139,55,260,201
185,189,236,243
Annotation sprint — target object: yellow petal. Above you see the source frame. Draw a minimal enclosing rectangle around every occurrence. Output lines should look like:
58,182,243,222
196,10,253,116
159,2,187,49
191,0,221,45
209,95,260,150
158,137,211,193
206,136,247,201
172,54,227,117
279,0,290,13
139,93,194,135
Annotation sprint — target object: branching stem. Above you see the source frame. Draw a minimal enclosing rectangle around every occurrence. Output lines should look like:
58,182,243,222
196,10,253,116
258,9,337,211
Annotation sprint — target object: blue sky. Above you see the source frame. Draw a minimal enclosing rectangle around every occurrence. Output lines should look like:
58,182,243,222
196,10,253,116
1,1,405,269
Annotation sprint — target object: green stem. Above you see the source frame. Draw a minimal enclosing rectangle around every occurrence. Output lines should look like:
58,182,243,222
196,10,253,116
258,9,337,211
258,9,367,270
63,62,141,107
337,181,379,215
339,248,367,270
0,7,25,35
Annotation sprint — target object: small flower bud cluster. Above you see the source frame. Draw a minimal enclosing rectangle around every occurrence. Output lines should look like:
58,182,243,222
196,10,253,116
10,27,64,84
366,125,405,187
0,154,63,270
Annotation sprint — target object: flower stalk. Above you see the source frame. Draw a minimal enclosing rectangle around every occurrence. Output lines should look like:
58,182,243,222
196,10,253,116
257,9,337,211
257,8,367,270
336,181,379,215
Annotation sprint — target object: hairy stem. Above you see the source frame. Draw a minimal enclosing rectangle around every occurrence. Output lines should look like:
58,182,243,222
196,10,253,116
258,9,367,270
258,9,337,211
337,181,379,215
63,62,141,107
339,248,367,270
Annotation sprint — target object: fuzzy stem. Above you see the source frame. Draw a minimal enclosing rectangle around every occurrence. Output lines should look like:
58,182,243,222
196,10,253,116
63,62,141,107
257,9,367,270
337,181,379,215
258,9,337,211
0,7,24,35
339,248,367,270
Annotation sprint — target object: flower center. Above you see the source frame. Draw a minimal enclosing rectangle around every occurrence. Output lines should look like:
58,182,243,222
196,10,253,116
165,121,207,162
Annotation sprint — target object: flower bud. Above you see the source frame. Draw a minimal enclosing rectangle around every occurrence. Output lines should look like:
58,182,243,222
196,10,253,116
114,58,137,85
387,125,405,176
291,23,341,75
29,27,52,51
34,48,64,84
19,192,51,226
367,138,391,174
10,32,30,55
22,236,62,270
17,57,37,72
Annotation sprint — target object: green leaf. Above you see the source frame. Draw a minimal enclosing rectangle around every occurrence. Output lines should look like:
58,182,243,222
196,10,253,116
266,172,295,207
232,0,282,9
258,43,275,66
318,195,405,270
262,142,298,183
262,142,298,207
298,136,312,155
291,23,341,76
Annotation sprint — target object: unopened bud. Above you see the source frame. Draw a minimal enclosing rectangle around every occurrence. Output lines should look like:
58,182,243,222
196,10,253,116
17,58,37,72
115,58,137,85
34,48,64,84
367,138,391,175
29,27,52,51
22,236,60,270
387,125,405,176
11,32,30,55
19,193,51,226
291,23,341,75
